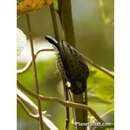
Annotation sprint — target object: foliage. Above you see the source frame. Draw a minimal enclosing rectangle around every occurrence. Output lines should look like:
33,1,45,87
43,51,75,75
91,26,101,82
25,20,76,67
17,56,114,129
88,66,114,103
88,66,114,123
17,0,114,130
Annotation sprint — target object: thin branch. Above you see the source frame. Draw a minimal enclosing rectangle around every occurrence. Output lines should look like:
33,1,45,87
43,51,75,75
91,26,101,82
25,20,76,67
17,96,38,119
50,4,60,42
19,89,113,129
17,80,104,123
50,5,70,129
17,49,54,74
100,108,114,118
35,48,54,56
17,88,59,130
17,46,113,79
17,58,33,74
48,4,71,128
17,88,38,114
82,55,114,79
58,0,76,46
90,108,114,129
26,14,44,130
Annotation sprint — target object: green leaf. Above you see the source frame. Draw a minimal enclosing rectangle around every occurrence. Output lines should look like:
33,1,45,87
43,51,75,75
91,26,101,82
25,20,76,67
88,94,111,104
88,66,114,103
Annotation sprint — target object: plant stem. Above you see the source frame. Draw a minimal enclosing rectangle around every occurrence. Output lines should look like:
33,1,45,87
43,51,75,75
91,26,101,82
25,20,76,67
17,48,54,74
17,81,104,124
58,1,88,130
17,46,114,79
82,56,114,79
50,4,60,42
26,14,44,130
50,3,70,129
58,0,75,46
17,97,38,119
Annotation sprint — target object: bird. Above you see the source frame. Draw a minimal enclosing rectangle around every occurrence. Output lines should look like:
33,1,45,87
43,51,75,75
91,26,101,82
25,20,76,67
45,35,89,94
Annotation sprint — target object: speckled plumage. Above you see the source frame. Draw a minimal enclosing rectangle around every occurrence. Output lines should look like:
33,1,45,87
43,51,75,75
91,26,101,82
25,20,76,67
45,36,89,94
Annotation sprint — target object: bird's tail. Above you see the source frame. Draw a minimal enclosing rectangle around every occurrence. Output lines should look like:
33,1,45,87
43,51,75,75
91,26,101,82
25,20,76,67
45,35,59,49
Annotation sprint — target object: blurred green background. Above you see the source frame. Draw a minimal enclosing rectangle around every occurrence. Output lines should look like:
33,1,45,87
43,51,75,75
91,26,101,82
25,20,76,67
17,0,114,130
